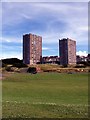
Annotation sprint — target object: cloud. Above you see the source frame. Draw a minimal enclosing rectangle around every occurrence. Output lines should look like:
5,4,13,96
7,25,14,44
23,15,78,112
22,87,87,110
42,47,50,50
1,37,22,43
76,51,88,57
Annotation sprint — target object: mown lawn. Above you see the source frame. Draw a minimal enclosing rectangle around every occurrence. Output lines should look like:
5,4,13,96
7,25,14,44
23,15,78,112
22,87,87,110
2,72,88,118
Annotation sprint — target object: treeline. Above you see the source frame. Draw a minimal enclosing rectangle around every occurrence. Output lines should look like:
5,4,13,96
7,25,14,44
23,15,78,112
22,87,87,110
1,58,27,68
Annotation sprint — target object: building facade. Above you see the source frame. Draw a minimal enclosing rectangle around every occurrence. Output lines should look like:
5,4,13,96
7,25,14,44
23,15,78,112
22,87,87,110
23,33,42,65
59,38,76,65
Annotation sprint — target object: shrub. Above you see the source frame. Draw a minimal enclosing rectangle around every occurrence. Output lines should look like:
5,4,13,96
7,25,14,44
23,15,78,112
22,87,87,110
5,66,13,72
27,67,37,74
75,64,86,68
63,64,68,68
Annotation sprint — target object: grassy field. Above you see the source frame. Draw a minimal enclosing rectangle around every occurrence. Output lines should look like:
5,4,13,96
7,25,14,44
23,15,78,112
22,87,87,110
2,72,88,118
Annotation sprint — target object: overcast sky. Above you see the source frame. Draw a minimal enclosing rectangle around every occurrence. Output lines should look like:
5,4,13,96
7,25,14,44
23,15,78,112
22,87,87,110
1,2,88,59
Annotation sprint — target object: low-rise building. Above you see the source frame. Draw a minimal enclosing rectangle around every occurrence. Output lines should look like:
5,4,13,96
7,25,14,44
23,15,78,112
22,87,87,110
42,56,60,64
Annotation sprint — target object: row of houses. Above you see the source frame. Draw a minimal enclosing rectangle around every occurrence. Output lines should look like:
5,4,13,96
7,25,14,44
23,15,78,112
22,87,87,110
39,54,90,64
76,54,90,63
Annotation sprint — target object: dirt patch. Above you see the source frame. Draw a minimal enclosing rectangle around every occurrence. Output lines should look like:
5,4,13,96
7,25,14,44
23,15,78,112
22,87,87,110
2,72,14,80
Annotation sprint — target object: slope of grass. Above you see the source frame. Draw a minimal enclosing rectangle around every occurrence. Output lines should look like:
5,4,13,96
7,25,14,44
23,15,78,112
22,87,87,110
2,73,88,118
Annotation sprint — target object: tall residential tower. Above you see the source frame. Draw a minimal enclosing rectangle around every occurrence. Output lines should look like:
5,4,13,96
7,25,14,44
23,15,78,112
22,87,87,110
59,38,76,65
23,33,42,65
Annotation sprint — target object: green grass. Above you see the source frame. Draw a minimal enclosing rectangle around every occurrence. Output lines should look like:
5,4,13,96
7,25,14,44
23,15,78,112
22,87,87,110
2,72,88,118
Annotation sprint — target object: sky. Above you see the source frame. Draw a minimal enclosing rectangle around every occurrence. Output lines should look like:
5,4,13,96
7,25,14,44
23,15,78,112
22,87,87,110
0,1,89,59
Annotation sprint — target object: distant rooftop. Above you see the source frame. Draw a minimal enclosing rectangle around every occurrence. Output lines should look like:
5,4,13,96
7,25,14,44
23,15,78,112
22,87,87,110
59,38,76,42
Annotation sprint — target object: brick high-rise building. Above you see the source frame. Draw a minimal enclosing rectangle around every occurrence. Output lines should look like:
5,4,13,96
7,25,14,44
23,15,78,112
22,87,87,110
59,38,76,65
23,33,42,65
